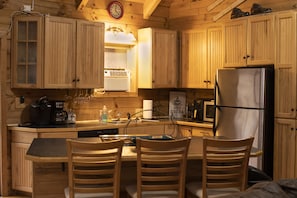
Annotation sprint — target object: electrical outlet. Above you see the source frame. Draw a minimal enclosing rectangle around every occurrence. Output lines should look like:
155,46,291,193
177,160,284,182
15,97,26,109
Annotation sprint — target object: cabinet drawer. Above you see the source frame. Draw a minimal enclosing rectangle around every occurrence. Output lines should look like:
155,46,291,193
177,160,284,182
11,131,38,143
192,128,213,137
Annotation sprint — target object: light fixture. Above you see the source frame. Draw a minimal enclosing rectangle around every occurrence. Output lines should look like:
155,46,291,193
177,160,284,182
105,26,136,45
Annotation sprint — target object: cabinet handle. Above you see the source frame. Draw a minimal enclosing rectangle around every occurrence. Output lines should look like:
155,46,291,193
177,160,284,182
292,108,295,112
77,78,80,82
72,79,76,82
243,55,251,59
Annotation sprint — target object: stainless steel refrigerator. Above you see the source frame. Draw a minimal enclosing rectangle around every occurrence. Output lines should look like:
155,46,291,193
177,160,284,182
213,66,274,178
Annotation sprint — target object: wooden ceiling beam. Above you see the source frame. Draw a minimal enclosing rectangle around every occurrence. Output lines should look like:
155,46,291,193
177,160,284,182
77,0,89,11
143,0,162,19
213,0,246,21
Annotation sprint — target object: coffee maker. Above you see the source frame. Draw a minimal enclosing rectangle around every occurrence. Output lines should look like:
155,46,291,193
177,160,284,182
50,100,68,125
30,96,52,125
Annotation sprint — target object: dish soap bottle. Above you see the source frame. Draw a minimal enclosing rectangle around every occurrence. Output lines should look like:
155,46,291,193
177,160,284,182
101,105,108,123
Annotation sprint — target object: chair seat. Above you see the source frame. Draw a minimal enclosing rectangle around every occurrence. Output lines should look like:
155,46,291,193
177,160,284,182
126,184,179,198
186,182,241,198
64,187,113,198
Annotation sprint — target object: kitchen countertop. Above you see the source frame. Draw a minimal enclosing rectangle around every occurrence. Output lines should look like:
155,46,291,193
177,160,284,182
25,136,262,163
7,119,213,132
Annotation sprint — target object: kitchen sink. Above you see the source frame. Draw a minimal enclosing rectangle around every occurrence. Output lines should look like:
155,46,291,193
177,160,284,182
100,134,174,146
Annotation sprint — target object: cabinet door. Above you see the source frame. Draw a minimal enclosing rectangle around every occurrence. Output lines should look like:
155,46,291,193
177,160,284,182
76,20,104,88
119,125,165,135
44,16,76,88
138,28,177,88
247,15,274,65
207,27,223,88
178,125,193,137
275,12,296,119
181,30,207,88
11,142,32,192
274,118,297,180
11,16,43,88
224,19,247,67
152,29,177,88
191,127,213,137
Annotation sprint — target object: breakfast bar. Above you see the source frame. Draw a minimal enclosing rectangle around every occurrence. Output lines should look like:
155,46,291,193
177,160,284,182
25,136,262,198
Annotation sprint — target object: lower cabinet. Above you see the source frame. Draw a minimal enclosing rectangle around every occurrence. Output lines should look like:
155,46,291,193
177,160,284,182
274,118,297,180
10,130,77,193
118,124,167,135
178,125,213,137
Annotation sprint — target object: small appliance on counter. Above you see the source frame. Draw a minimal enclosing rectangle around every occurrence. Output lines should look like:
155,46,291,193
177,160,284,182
30,96,52,125
50,100,68,125
188,99,204,122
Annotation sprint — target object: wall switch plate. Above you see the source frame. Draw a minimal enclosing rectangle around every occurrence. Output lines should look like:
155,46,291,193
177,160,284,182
15,97,26,109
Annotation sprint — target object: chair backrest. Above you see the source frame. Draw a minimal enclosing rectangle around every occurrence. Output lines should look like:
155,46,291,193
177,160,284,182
136,138,191,198
202,137,254,198
66,139,124,198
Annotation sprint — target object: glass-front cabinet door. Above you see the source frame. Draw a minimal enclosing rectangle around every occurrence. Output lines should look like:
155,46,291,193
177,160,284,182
12,15,43,88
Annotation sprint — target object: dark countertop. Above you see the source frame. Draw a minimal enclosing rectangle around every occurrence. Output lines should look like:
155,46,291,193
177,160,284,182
26,136,262,163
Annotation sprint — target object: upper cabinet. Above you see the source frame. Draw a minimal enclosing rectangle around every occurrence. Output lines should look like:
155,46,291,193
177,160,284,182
274,11,297,119
181,26,223,88
11,15,104,89
138,28,178,88
224,14,274,67
11,16,43,88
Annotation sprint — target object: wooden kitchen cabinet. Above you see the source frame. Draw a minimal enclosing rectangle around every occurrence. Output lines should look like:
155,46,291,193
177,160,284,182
11,15,104,89
138,28,177,88
11,130,77,193
44,16,104,88
274,11,296,119
274,118,297,180
273,11,297,180
181,26,223,88
178,125,213,137
11,15,43,88
224,14,274,67
118,124,166,135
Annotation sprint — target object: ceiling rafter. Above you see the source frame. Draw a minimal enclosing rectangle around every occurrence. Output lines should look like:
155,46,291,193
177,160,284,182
143,0,162,19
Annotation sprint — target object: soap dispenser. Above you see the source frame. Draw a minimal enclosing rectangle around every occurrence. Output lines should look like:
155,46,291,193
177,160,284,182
101,105,108,123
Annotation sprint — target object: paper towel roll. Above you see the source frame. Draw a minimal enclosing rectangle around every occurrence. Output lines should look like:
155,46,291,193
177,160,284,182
143,100,153,119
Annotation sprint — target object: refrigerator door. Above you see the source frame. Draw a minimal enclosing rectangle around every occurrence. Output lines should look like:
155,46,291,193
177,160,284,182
215,107,264,169
215,107,264,141
216,68,266,109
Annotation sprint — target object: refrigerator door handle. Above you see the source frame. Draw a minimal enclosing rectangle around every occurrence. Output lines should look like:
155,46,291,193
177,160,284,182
213,76,218,136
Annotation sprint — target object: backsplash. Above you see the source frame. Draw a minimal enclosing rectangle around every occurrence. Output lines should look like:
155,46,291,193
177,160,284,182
7,88,214,125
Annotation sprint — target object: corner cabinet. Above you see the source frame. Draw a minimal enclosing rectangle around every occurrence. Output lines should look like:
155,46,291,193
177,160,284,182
181,26,223,88
138,28,178,88
224,14,274,67
11,16,43,88
11,15,104,89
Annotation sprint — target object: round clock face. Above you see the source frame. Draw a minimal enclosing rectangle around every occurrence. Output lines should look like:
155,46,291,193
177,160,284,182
108,1,124,19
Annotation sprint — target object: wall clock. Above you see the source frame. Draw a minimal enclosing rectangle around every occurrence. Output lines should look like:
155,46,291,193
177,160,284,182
107,1,124,19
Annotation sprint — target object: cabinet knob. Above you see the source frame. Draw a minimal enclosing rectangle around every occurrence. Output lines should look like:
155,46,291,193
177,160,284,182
292,108,295,112
72,79,76,82
77,78,80,82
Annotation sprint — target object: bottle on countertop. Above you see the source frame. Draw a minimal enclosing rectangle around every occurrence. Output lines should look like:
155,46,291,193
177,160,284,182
101,105,108,123
67,109,76,124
